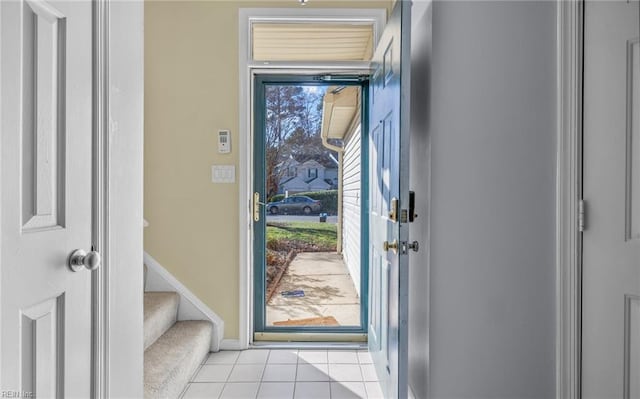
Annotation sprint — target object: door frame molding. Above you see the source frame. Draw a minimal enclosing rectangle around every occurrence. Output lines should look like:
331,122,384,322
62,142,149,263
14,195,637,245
94,0,144,396
238,7,385,349
556,0,583,398
92,0,109,396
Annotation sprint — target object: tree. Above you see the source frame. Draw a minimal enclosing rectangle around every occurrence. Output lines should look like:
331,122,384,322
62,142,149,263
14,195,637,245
263,85,338,197
264,85,306,197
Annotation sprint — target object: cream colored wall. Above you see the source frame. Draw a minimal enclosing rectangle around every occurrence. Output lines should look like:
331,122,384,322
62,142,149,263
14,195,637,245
145,0,392,339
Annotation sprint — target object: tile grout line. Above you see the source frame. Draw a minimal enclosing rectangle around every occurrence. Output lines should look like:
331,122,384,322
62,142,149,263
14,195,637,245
254,350,271,399
181,360,207,399
220,351,240,397
292,355,300,399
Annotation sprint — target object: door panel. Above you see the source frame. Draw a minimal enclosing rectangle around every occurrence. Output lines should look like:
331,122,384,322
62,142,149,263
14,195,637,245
583,1,640,398
1,0,93,397
368,2,410,398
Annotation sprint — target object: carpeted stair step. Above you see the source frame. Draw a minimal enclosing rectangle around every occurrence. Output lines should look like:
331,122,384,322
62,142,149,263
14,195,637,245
144,320,212,399
144,291,179,350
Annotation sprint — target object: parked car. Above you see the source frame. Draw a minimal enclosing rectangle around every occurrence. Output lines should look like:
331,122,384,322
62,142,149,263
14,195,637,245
266,196,322,215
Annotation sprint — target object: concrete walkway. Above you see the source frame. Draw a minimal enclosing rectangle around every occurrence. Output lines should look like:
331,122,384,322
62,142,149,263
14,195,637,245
267,252,361,327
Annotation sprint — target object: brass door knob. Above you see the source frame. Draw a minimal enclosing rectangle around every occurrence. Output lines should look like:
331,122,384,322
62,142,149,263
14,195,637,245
383,240,398,254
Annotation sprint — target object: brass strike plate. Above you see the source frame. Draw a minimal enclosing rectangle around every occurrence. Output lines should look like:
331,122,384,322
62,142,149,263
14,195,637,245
253,192,260,222
389,197,398,222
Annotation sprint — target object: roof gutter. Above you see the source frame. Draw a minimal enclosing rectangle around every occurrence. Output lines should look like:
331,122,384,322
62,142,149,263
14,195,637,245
320,88,361,256
320,98,344,153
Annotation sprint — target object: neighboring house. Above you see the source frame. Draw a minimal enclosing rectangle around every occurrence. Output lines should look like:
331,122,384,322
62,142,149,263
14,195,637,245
324,167,338,187
278,159,333,193
298,159,325,181
277,176,308,193
306,178,331,191
278,159,300,179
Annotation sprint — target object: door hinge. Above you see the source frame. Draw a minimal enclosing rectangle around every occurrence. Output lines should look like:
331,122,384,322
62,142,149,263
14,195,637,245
578,199,586,232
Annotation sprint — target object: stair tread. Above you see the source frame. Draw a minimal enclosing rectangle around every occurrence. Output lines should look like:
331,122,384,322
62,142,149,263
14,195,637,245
144,291,179,350
144,320,212,399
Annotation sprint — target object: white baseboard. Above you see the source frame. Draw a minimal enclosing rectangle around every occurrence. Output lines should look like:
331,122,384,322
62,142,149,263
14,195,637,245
220,339,244,350
144,252,224,352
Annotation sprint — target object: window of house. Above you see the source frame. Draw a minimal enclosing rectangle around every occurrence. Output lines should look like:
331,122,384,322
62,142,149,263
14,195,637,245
308,168,318,179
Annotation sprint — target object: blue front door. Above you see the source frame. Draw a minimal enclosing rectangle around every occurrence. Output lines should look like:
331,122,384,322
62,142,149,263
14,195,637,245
367,2,411,398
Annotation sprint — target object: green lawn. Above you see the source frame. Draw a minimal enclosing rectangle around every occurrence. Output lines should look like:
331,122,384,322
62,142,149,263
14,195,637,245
266,222,337,252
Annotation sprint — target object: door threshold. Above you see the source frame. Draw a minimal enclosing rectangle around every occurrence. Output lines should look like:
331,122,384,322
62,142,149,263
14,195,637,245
252,341,367,350
253,332,367,344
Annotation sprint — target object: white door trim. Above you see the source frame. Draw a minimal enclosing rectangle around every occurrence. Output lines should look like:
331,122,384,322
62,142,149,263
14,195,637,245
238,7,385,349
98,1,144,396
556,0,583,398
92,0,109,396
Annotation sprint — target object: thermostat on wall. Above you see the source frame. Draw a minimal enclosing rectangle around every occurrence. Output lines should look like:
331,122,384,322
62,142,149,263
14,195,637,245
218,130,231,153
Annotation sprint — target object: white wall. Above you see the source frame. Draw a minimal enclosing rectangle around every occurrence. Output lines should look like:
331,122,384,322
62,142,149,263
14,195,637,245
408,1,557,398
342,125,362,296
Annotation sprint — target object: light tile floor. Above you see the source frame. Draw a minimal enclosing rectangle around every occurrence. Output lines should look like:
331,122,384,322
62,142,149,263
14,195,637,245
180,349,383,399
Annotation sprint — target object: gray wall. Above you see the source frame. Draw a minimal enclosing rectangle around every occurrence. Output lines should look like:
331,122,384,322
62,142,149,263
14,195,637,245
408,1,432,398
408,1,557,398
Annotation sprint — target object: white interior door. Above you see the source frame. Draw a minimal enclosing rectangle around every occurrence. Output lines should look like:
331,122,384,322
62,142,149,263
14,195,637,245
1,0,94,397
583,1,640,398
368,1,410,398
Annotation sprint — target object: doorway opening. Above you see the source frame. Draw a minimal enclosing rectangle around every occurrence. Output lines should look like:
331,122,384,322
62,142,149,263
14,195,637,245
238,7,386,346
253,75,369,338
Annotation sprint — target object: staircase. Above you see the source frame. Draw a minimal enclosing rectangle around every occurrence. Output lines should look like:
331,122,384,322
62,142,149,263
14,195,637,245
144,291,212,398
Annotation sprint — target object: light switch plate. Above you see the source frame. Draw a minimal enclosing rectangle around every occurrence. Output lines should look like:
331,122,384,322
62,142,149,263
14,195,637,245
211,165,235,183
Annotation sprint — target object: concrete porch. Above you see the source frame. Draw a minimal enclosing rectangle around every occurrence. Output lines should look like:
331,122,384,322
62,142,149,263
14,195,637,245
267,252,361,327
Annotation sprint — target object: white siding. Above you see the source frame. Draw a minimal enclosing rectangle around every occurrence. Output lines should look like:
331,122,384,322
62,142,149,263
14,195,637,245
342,125,362,296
